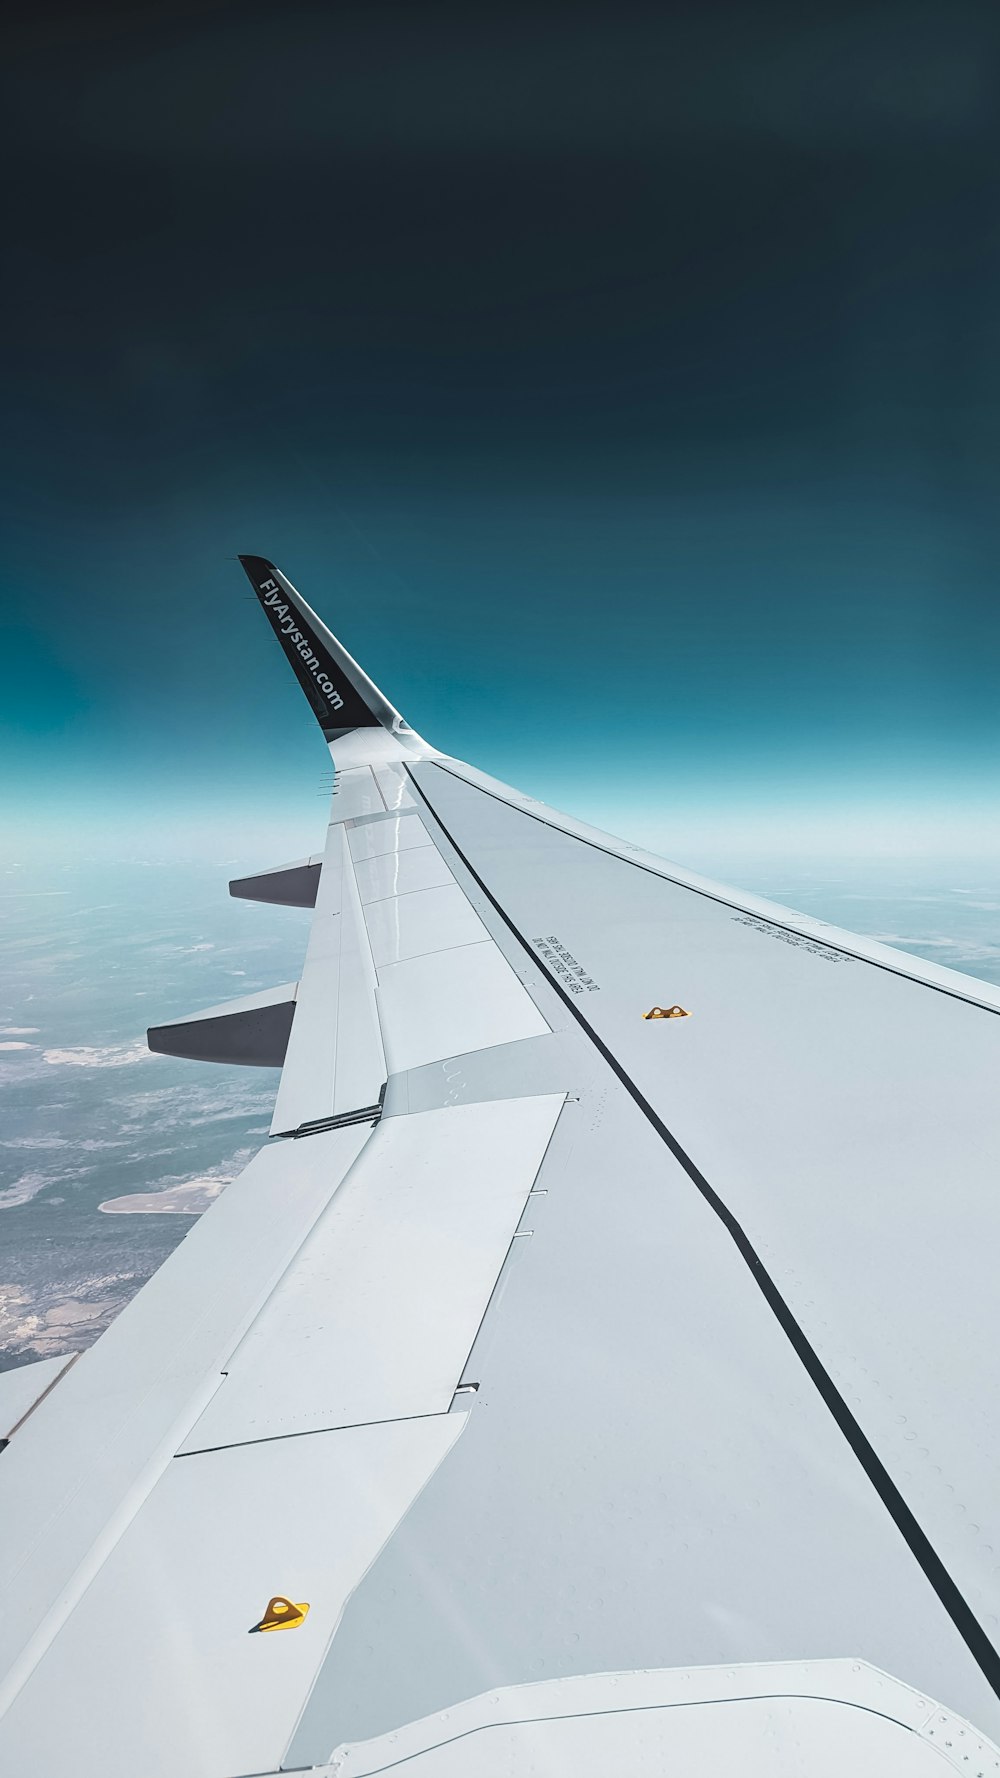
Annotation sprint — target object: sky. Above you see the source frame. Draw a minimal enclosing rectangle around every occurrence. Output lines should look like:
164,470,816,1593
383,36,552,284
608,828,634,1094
3,1,1000,1369
3,1,1000,872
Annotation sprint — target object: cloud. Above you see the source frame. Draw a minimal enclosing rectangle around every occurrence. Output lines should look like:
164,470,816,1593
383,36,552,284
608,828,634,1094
0,1136,124,1152
0,1170,52,1209
42,1041,152,1068
0,890,68,899
0,1273,139,1360
0,1042,34,1053
0,1026,40,1035
109,1081,274,1137
100,1176,229,1215
99,1148,255,1216
870,932,1000,964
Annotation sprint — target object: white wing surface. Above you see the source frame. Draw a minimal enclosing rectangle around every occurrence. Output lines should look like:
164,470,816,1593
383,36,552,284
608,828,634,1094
2,556,1000,1775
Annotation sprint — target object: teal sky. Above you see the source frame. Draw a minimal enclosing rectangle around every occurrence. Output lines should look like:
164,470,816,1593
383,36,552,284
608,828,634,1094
4,3,1000,874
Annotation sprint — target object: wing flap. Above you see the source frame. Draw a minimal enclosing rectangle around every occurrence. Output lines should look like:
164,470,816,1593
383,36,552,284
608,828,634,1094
0,1416,465,1778
0,1123,373,1710
181,1095,563,1451
348,811,435,861
353,845,454,903
375,942,549,1074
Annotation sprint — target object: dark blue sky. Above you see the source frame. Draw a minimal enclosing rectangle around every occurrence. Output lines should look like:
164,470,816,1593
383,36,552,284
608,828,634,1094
4,2,1000,867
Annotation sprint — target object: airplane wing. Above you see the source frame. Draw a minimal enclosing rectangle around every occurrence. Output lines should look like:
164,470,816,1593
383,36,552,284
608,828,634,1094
2,556,1000,1775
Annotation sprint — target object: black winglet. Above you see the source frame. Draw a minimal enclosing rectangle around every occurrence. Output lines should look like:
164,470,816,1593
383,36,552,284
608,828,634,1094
239,555,401,740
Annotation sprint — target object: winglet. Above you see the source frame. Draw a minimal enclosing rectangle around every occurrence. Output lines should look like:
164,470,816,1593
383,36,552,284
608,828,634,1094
239,555,411,742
